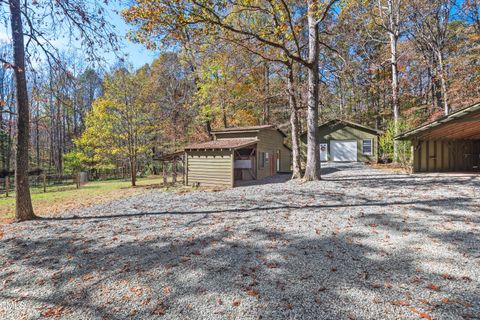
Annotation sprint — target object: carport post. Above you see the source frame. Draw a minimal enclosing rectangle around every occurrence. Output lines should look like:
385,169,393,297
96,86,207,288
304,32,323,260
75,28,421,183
172,157,177,184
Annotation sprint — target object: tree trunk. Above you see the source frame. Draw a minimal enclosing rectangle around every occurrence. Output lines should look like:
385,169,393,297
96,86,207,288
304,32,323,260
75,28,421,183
436,50,449,115
287,65,302,179
264,63,270,125
130,159,136,186
303,0,321,181
388,0,400,164
9,0,36,221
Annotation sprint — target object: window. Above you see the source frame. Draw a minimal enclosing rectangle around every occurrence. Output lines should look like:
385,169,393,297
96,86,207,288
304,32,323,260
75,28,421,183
363,139,373,155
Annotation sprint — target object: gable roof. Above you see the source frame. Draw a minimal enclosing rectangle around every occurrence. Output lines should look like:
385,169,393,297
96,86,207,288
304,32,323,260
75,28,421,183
211,125,287,137
300,119,382,139
184,138,258,150
395,102,480,140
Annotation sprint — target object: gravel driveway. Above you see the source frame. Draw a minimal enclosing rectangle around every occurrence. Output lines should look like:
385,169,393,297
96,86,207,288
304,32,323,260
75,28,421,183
1,163,479,320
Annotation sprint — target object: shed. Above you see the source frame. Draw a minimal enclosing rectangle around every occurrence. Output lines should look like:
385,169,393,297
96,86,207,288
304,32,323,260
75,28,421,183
301,120,381,162
184,125,292,187
395,102,480,172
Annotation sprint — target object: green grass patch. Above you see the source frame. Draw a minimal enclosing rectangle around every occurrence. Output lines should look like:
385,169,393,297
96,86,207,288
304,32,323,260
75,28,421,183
0,176,176,221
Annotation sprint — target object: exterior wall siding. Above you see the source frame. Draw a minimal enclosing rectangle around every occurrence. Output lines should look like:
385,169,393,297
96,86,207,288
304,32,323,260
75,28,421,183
301,123,379,162
256,129,292,179
186,150,233,187
186,128,292,187
412,140,480,172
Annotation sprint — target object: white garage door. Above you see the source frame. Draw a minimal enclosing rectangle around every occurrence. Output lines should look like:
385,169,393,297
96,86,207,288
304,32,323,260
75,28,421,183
330,140,357,162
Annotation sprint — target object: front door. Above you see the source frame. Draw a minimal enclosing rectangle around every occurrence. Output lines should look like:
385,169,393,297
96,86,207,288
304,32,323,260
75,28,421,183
320,143,328,161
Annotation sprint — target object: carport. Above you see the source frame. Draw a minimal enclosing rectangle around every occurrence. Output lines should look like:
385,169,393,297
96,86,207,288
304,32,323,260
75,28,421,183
396,102,480,172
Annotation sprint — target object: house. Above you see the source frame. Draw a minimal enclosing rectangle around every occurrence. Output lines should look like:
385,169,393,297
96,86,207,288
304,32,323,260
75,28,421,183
184,125,292,187
395,102,480,172
300,120,381,162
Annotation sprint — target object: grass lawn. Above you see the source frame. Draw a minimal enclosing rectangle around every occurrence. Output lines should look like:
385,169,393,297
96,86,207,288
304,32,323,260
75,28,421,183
0,176,177,222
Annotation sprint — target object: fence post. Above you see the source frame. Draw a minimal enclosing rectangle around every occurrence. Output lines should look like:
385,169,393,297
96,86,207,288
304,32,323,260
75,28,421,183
43,174,47,193
5,176,9,197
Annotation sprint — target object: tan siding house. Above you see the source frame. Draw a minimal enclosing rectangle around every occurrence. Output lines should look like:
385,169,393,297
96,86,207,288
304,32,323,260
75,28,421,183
185,125,292,187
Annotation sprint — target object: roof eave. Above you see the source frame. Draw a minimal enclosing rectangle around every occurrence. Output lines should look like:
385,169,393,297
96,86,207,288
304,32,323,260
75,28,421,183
394,102,480,140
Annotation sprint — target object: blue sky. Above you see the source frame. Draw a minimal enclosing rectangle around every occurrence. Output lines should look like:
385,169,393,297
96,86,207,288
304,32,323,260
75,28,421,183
107,4,158,68
0,2,157,69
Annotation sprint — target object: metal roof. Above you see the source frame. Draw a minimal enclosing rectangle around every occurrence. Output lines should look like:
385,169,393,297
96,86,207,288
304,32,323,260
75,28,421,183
300,119,382,139
211,125,287,137
184,138,258,150
395,102,480,140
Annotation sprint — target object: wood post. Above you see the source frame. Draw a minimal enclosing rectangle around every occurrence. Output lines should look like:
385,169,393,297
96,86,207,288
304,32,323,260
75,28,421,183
182,155,186,186
162,161,167,185
172,157,177,184
43,174,47,193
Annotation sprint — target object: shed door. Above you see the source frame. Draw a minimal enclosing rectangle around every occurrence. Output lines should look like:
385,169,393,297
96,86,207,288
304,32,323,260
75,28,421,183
331,140,357,162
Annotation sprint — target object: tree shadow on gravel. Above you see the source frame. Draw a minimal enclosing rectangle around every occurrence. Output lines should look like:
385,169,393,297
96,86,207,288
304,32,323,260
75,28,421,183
37,196,474,224
1,207,478,319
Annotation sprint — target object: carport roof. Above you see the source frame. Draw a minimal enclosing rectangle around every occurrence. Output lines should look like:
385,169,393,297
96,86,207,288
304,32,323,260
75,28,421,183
395,102,480,140
184,138,258,150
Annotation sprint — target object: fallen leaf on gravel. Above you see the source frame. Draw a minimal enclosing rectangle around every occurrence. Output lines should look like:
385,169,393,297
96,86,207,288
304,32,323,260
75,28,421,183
41,306,66,318
246,288,259,297
315,229,321,235
451,299,473,307
359,271,369,280
151,306,166,316
391,300,410,306
418,299,432,305
232,298,241,307
215,297,223,305
441,273,454,280
163,287,171,295
81,273,94,281
180,256,190,263
462,312,473,318
425,283,440,291
130,287,143,297
408,307,432,319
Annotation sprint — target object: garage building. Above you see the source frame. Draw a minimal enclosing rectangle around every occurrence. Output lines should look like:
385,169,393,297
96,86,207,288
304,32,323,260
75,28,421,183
395,102,480,172
301,120,381,162
185,125,292,187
